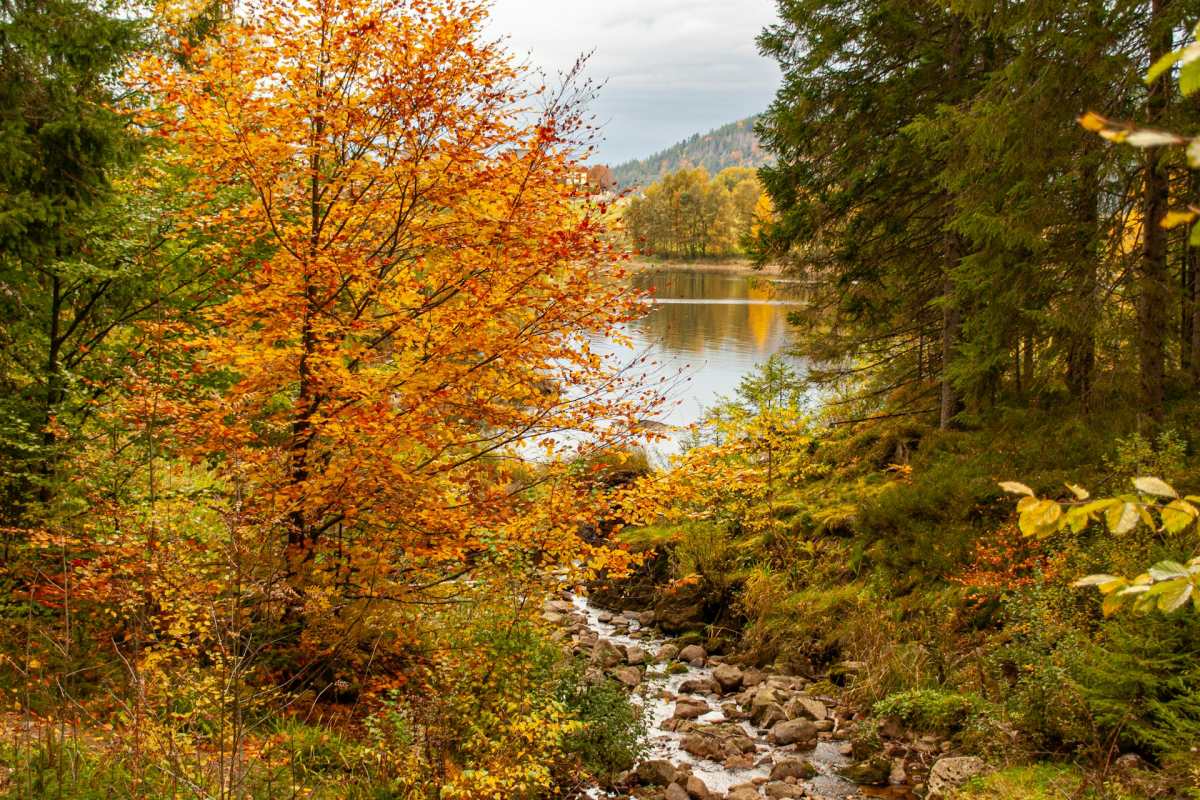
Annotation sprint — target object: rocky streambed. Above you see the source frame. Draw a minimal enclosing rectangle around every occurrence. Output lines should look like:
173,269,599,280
544,592,984,800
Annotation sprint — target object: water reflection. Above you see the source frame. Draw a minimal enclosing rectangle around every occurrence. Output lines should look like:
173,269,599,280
588,268,804,429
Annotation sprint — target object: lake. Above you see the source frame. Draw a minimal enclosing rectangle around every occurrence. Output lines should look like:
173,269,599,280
588,267,805,431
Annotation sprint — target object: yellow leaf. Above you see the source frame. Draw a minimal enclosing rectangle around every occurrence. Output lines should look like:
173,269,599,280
1160,210,1199,229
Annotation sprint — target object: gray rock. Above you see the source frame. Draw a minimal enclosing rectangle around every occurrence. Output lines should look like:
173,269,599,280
635,759,678,786
769,758,816,781
612,666,642,688
685,774,713,799
674,698,711,719
592,639,624,669
679,644,707,665
681,733,723,762
763,782,804,799
741,668,766,687
927,756,987,799
768,719,818,748
841,756,891,786
713,663,744,693
753,702,787,729
666,782,691,800
787,695,827,721
680,676,722,695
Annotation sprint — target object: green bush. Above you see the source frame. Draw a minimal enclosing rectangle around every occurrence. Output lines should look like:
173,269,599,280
872,688,989,733
1077,613,1200,762
557,674,646,784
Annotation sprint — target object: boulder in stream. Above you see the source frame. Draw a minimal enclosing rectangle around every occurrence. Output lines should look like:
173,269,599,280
678,644,707,665
840,755,891,785
768,718,818,748
763,782,805,799
673,697,711,719
712,663,744,692
611,666,642,688
665,783,691,800
785,695,827,721
726,785,761,800
769,758,816,781
591,639,624,668
680,676,721,695
635,759,678,786
685,775,712,800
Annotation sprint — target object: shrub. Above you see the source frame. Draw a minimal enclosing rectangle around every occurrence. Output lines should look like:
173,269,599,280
557,675,646,784
1077,613,1200,763
872,688,989,733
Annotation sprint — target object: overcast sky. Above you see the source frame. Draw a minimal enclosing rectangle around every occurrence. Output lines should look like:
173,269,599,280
486,0,781,166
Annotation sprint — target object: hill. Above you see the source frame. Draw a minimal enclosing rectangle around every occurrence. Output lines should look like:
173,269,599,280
613,115,771,189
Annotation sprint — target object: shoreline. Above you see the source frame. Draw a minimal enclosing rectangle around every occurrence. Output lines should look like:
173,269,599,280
627,258,785,276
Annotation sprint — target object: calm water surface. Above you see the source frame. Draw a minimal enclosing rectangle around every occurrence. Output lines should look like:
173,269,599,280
589,268,805,430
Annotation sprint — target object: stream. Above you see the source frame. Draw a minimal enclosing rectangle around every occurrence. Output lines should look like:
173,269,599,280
551,593,917,800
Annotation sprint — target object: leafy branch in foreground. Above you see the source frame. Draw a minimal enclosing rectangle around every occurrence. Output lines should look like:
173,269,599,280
1001,478,1200,616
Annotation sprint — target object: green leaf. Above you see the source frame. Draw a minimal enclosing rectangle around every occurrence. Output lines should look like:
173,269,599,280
1156,579,1192,613
1064,506,1091,533
1182,60,1200,96
1102,593,1126,617
1019,499,1062,538
1074,574,1123,587
1146,48,1186,84
1148,560,1189,581
1133,476,1177,498
1160,500,1198,534
1106,502,1140,535
1188,139,1200,168
1000,481,1034,496
1190,219,1200,247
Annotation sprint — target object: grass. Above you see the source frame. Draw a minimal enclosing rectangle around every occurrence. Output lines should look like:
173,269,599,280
953,763,1101,799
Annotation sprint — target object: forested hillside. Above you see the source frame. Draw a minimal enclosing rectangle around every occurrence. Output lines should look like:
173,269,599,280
613,116,771,189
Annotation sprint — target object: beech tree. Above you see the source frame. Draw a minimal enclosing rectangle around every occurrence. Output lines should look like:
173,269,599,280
138,0,655,638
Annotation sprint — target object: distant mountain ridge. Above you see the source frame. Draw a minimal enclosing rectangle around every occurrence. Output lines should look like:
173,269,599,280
612,115,771,190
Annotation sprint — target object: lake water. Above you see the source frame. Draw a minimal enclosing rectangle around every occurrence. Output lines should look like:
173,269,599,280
589,268,804,430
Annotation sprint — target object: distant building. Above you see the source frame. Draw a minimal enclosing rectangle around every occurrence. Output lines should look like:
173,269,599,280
565,167,590,188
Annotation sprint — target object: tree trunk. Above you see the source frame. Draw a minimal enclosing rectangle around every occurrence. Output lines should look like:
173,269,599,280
1139,0,1174,423
1023,332,1034,392
940,239,963,430
38,272,65,504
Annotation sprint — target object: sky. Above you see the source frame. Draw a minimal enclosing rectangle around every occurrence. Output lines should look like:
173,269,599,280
485,0,781,166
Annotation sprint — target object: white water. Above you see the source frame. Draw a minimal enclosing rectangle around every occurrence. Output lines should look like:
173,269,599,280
571,594,862,799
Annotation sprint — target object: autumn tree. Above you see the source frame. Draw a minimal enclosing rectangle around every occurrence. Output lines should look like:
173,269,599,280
624,166,765,258
138,0,654,653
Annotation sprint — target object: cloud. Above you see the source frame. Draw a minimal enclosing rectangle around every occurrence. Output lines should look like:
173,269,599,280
485,0,780,164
